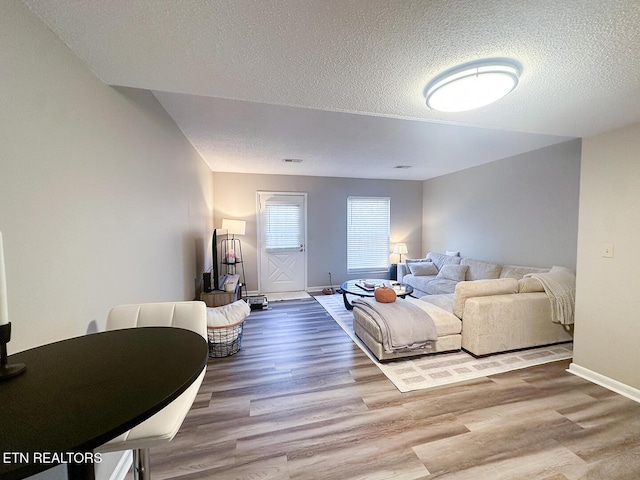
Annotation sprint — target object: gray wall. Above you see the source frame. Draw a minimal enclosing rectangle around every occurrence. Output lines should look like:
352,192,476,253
1,6,213,478
2,1,213,354
212,173,423,292
572,121,640,392
422,139,582,270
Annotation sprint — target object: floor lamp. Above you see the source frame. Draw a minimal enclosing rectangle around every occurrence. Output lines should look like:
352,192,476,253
221,219,246,296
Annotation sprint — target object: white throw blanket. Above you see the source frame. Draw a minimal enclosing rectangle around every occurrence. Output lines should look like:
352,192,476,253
526,266,576,325
352,298,438,353
207,300,250,327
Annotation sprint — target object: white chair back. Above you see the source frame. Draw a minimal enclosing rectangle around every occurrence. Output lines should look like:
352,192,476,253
106,301,207,339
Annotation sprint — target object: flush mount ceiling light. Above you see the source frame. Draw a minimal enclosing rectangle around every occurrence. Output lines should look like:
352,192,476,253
425,60,520,112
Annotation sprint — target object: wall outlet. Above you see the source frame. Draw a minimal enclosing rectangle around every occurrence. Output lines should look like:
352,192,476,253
602,243,614,258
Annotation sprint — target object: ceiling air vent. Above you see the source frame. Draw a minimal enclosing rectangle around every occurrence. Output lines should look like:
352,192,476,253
282,158,303,163
393,165,412,169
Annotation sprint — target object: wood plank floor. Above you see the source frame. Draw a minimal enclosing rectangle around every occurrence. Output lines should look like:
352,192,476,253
148,298,640,480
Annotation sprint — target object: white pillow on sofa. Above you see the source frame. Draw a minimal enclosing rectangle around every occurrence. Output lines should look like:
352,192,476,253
436,264,468,282
408,262,438,276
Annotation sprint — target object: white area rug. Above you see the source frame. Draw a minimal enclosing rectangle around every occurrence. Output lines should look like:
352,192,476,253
315,293,573,393
266,291,311,302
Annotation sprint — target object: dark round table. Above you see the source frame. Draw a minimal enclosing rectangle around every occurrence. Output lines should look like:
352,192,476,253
340,279,414,310
0,327,208,480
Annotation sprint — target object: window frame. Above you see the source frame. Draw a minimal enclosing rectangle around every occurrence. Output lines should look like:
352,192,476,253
346,196,391,274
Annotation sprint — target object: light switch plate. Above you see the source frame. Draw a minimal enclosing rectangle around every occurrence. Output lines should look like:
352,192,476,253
602,243,614,258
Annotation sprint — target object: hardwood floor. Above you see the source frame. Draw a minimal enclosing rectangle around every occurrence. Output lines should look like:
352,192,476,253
149,298,640,480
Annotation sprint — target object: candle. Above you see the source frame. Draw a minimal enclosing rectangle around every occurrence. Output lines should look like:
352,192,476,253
0,231,8,326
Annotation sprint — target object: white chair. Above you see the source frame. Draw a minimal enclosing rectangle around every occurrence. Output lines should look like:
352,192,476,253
96,301,208,480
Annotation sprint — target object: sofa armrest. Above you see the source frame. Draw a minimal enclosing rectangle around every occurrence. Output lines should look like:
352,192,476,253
453,278,518,319
461,292,573,356
397,263,409,282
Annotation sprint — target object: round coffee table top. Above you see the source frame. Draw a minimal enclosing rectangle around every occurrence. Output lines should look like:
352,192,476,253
340,279,413,297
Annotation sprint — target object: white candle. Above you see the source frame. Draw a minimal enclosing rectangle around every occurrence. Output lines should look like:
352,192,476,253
0,231,9,326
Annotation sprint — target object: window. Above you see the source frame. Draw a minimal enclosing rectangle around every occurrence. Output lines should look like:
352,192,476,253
264,202,302,251
347,196,390,273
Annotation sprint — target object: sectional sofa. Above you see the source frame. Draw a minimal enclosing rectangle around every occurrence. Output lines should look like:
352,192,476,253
353,252,573,359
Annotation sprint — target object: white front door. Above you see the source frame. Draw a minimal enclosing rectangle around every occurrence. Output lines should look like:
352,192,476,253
257,192,307,293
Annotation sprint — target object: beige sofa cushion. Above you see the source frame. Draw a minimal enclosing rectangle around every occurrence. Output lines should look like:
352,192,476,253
500,264,549,279
518,277,545,293
419,293,454,314
405,297,461,336
460,258,502,281
453,278,518,319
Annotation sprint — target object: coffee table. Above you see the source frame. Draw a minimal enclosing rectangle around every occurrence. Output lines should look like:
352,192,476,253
340,279,413,310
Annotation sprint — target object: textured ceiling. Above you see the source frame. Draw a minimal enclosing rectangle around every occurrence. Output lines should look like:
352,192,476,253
22,0,640,180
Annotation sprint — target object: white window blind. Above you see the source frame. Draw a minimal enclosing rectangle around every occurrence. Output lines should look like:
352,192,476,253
264,203,302,251
347,196,390,273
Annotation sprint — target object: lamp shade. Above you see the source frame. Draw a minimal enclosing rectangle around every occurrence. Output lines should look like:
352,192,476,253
221,219,246,236
393,243,408,255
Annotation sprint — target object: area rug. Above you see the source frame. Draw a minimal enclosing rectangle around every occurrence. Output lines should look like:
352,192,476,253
315,293,573,393
266,291,311,302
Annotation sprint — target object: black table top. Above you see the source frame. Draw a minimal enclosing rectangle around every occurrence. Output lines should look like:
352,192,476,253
0,327,208,480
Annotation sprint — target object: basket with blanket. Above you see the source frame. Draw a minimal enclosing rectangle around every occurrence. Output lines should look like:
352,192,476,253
207,300,251,357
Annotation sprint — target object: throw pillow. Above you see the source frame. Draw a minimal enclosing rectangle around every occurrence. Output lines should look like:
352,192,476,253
436,264,468,282
446,250,461,257
408,262,438,276
427,252,462,270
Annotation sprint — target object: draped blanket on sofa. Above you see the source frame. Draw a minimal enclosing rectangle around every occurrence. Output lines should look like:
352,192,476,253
526,266,576,326
352,298,438,353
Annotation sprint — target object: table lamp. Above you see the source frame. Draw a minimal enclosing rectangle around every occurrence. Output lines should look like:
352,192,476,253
393,243,408,263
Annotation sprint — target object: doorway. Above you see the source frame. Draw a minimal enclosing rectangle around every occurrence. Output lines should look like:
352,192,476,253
257,192,307,294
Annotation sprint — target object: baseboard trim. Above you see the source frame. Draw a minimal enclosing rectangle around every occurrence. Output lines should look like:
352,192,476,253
567,363,640,404
109,450,132,480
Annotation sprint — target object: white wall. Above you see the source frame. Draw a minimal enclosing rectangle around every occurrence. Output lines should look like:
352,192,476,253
571,122,640,392
1,1,213,353
212,172,423,292
422,140,581,270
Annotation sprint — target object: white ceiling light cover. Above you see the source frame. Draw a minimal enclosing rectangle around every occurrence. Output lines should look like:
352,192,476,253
425,60,520,112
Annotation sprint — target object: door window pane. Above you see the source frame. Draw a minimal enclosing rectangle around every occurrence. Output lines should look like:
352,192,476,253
264,203,302,250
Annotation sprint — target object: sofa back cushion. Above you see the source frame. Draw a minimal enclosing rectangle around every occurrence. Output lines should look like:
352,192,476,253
437,264,468,281
500,264,549,280
453,278,518,319
460,258,502,281
427,252,462,270
406,258,429,264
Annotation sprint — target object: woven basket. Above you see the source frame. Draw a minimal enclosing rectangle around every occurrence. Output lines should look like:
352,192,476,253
207,319,245,357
